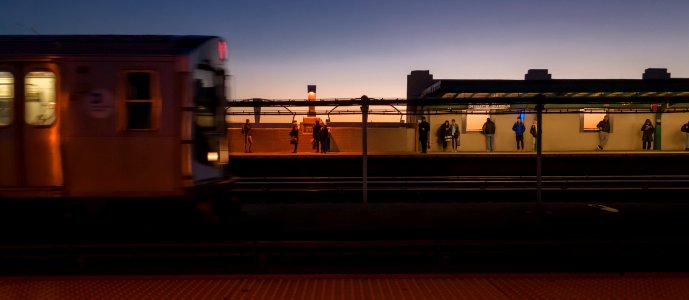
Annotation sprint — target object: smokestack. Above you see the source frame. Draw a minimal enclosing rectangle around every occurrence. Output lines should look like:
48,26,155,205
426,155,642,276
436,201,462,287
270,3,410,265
525,69,551,80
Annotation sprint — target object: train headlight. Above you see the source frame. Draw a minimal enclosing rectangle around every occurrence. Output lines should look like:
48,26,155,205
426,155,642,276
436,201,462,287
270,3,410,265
207,151,219,162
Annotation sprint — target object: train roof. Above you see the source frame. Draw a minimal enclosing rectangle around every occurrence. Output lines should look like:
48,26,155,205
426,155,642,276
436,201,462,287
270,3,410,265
0,35,221,56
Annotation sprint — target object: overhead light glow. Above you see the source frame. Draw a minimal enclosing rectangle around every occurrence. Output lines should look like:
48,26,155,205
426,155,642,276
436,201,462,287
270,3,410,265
207,151,219,162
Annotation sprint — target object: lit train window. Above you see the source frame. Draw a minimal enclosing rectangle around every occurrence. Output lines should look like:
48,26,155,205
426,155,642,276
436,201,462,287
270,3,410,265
0,72,13,125
125,72,156,130
465,110,491,132
25,71,56,126
581,109,608,132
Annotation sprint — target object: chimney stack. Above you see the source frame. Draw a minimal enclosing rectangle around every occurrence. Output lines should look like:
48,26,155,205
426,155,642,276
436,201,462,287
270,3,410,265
642,68,670,80
525,69,551,80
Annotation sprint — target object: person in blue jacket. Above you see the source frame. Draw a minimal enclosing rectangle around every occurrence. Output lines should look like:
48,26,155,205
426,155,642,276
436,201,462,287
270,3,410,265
512,117,526,151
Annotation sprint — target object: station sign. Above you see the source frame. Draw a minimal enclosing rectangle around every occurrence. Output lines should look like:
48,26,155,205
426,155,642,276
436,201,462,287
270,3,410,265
468,104,510,110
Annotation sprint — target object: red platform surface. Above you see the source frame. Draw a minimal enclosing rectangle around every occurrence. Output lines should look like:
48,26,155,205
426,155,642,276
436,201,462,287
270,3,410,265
1,273,688,299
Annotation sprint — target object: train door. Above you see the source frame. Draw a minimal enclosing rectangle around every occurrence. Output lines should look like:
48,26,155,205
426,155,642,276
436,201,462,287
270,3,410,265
0,63,62,191
190,65,228,182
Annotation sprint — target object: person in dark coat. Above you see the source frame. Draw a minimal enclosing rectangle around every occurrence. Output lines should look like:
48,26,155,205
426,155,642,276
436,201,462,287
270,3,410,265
440,120,451,152
482,118,496,152
289,121,299,153
318,120,329,153
641,119,654,150
418,116,430,153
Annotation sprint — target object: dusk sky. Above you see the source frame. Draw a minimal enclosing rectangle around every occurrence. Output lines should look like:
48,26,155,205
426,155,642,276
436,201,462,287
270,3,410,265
2,0,689,100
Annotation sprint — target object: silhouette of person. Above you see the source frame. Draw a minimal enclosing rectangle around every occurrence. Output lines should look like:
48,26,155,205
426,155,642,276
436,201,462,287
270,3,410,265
241,119,253,153
681,120,689,151
641,119,654,150
440,120,451,152
596,115,610,150
289,120,299,153
318,120,329,153
482,118,496,152
418,116,430,153
530,120,539,152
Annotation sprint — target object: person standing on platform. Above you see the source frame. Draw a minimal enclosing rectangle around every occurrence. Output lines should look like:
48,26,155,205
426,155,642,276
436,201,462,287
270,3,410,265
596,115,610,150
289,120,299,153
418,116,430,153
450,119,460,152
441,120,451,152
641,119,654,151
512,117,526,151
241,119,253,153
530,119,539,152
681,120,689,151
482,117,496,152
312,120,321,153
319,120,329,153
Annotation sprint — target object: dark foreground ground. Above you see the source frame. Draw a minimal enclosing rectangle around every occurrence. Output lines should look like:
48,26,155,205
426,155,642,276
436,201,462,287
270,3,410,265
1,189,689,276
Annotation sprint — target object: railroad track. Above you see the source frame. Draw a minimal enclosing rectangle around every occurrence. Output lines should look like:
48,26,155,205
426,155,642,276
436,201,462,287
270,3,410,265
227,175,689,191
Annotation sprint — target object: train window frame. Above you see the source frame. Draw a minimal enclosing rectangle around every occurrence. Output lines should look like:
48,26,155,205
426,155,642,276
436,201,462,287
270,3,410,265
580,109,610,132
0,71,13,126
24,71,57,127
120,71,160,131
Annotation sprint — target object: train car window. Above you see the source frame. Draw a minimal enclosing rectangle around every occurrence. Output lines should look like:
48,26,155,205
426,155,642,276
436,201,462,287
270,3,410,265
465,111,490,132
25,71,56,126
581,109,607,132
125,72,155,130
127,72,151,100
0,72,13,125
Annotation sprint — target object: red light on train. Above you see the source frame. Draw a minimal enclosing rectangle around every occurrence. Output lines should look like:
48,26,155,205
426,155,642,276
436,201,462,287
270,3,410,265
218,40,228,61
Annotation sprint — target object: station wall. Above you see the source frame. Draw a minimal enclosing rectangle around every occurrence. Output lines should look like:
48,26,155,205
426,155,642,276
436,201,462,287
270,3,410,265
228,126,416,153
229,113,689,153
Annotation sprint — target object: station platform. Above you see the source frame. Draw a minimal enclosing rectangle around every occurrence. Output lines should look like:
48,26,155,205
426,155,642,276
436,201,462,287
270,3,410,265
2,273,689,299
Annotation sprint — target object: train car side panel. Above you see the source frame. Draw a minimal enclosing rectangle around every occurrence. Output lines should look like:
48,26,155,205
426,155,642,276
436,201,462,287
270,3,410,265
61,58,181,197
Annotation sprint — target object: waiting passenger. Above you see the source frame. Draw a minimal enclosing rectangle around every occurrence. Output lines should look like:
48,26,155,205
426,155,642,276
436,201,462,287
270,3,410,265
241,119,253,153
482,118,496,152
289,120,299,153
319,120,329,153
596,115,610,150
512,117,526,151
530,120,539,152
418,116,431,153
682,121,689,151
641,119,654,151
450,119,460,152
441,120,451,152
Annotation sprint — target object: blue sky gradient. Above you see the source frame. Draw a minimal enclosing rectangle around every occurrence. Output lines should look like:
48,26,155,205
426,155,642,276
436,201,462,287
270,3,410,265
2,0,689,99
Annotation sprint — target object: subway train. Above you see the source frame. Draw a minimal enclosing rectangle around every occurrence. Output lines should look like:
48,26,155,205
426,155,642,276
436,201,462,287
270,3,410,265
0,35,229,198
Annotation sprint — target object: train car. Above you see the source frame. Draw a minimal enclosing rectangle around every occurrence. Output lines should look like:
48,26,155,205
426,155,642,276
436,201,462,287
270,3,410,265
0,35,229,198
